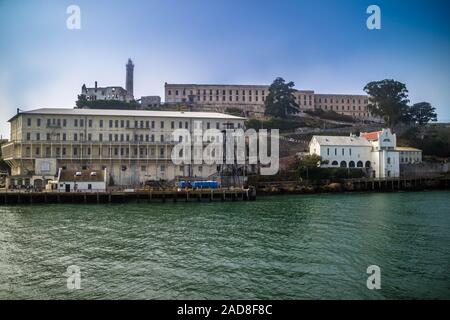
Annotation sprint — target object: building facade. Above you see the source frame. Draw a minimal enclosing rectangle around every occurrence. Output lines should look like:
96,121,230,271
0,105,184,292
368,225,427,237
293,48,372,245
164,83,374,121
309,129,402,178
397,147,422,164
1,108,245,189
79,58,135,103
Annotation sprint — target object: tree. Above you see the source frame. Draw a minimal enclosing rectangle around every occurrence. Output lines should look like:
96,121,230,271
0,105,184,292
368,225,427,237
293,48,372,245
296,154,328,169
363,79,410,127
76,94,88,108
408,102,437,125
264,77,300,118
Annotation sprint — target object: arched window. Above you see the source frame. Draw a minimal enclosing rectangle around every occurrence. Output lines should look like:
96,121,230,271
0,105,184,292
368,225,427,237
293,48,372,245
365,161,371,168
332,161,339,166
340,161,347,168
357,161,363,168
349,161,355,168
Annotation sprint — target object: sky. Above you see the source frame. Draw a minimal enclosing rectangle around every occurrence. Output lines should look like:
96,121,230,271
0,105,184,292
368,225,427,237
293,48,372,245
0,0,449,138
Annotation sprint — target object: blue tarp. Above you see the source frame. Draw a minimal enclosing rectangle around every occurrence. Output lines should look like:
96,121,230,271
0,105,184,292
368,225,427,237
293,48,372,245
179,181,220,189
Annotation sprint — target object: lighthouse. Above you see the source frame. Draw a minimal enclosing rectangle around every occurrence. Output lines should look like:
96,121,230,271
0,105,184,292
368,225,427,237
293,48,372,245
125,58,134,101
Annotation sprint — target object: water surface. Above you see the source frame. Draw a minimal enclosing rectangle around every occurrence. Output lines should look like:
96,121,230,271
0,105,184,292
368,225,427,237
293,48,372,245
0,191,449,299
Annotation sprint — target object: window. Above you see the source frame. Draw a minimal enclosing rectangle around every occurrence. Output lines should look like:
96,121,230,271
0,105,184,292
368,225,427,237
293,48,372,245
27,118,32,126
160,121,164,129
74,119,78,127
36,133,40,141
340,161,347,168
37,118,41,127
26,132,31,141
327,148,330,156
63,119,67,127
99,120,103,128
88,119,92,127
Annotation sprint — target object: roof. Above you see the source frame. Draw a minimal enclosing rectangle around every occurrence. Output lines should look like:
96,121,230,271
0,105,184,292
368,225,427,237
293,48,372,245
312,135,372,147
361,131,382,141
9,108,246,122
59,170,105,182
396,147,422,152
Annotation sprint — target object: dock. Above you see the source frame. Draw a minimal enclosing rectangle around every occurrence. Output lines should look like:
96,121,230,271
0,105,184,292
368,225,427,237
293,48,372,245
0,189,257,205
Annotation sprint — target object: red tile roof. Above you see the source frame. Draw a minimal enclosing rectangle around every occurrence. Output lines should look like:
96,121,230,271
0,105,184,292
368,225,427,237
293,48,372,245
361,131,382,141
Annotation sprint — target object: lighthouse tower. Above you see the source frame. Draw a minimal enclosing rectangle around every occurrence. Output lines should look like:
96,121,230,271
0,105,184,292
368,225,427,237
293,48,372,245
125,58,134,101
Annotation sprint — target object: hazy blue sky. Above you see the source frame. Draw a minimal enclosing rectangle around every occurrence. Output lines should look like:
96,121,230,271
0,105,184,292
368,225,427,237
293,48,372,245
0,0,449,138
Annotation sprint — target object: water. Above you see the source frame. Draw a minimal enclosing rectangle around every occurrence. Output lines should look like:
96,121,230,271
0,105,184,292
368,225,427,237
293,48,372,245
0,191,449,299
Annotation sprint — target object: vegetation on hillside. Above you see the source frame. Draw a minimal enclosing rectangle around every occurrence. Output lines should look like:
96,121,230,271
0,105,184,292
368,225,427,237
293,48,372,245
304,109,356,123
398,125,450,158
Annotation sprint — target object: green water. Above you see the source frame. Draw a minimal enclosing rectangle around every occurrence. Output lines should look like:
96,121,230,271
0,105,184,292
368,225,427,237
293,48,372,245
0,191,449,299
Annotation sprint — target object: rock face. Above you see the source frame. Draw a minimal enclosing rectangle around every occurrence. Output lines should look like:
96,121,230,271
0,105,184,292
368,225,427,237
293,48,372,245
325,183,342,192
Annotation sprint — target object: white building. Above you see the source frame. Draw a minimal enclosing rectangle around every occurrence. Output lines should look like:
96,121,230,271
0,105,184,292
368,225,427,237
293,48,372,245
309,129,401,178
1,108,246,189
47,169,107,192
397,147,422,164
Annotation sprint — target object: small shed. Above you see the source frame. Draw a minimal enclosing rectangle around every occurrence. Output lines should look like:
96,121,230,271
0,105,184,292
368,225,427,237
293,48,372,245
53,169,107,192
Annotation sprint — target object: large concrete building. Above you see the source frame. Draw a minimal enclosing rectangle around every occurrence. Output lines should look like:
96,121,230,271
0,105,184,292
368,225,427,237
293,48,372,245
164,83,374,121
1,108,245,189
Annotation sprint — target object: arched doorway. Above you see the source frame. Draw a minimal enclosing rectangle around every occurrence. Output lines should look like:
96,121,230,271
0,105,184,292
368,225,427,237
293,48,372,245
340,161,347,168
349,161,355,168
332,161,339,166
357,161,363,168
365,161,371,168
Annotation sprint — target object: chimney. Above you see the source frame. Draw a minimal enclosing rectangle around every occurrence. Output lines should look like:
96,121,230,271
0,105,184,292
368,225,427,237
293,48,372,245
95,81,98,92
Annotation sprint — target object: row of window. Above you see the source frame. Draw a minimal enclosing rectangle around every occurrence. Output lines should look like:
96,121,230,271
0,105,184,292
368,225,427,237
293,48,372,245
26,118,237,130
317,98,368,104
25,132,177,143
319,105,368,112
327,148,357,156
196,95,266,103
25,146,172,157
330,160,371,168
168,89,266,96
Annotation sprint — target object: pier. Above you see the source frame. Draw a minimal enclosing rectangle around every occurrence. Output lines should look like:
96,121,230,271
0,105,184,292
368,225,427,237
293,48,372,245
0,189,257,205
255,176,450,195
